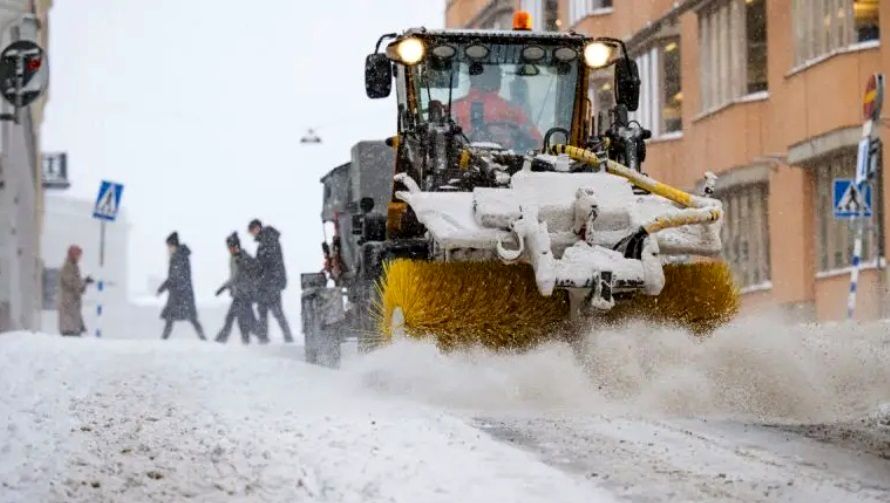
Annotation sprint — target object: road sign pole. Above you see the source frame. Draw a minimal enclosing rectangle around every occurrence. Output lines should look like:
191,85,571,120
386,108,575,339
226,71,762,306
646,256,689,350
99,219,106,267
848,132,870,320
848,214,866,319
848,73,884,320
95,220,106,337
876,139,887,318
91,179,124,338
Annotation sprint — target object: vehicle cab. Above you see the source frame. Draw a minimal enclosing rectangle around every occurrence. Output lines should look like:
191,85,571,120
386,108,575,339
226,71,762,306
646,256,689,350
364,12,645,193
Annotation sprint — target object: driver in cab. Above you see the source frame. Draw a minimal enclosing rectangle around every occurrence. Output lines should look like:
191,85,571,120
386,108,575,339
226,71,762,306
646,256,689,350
450,65,541,149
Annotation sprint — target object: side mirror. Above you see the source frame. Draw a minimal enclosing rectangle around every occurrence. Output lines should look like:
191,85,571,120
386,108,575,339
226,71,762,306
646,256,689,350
614,59,641,112
365,53,392,99
359,197,375,214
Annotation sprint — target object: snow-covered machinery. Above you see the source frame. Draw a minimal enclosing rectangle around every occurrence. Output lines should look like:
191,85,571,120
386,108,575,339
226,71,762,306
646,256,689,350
302,13,739,357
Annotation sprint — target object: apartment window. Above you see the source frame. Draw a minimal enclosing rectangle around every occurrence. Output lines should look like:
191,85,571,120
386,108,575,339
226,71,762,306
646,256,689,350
719,183,771,288
698,0,768,111
630,38,682,138
855,0,881,42
568,0,613,27
793,0,880,66
813,150,879,272
746,0,768,93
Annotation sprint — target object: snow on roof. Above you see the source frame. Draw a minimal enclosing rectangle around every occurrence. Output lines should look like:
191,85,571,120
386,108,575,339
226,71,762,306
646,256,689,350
399,27,590,45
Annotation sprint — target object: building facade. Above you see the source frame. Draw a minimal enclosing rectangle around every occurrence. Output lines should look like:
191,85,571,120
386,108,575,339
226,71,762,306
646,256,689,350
446,0,889,321
0,0,52,331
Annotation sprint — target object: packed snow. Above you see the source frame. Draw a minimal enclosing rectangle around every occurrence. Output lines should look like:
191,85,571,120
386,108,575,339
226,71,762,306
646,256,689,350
2,315,890,501
0,334,610,502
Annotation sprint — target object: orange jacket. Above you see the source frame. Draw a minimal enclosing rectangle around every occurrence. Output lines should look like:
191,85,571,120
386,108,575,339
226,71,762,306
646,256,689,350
451,89,542,143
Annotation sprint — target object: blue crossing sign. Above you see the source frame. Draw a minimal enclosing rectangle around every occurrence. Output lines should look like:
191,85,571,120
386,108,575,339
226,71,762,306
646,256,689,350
833,178,872,219
93,180,124,221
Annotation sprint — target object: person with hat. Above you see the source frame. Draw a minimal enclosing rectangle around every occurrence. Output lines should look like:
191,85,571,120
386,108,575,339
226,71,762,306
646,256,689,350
450,64,541,150
247,219,293,343
58,244,94,336
214,232,259,344
157,231,205,340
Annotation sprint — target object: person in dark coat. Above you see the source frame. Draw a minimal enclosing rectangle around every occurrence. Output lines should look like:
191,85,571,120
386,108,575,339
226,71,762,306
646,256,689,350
248,219,293,343
58,245,93,336
215,232,259,344
157,232,206,340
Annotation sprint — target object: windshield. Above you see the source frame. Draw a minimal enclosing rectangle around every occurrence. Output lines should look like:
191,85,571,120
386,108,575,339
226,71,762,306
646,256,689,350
415,43,580,151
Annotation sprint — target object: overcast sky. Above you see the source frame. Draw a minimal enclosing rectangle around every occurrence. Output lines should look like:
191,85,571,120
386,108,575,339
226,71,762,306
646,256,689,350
42,0,444,303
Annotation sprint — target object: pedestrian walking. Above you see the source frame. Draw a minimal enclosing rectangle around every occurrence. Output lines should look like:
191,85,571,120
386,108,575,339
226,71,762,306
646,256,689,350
157,232,206,340
58,245,93,336
215,232,259,344
248,219,293,343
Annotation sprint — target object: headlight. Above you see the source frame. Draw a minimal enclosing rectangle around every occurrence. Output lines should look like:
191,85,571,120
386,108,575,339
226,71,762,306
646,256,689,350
431,44,456,60
553,47,578,62
465,43,490,60
521,45,546,62
396,37,425,65
583,42,612,68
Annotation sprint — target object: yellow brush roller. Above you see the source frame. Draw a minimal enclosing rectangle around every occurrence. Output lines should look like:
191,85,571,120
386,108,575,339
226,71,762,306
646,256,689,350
376,259,739,351
607,261,740,334
376,259,570,350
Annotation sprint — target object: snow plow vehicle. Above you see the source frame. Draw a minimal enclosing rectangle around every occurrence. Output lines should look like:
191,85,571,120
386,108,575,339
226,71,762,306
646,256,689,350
301,13,738,362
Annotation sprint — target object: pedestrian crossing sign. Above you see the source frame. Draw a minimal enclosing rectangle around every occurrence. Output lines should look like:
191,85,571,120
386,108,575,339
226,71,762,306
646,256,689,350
833,178,872,219
93,180,124,221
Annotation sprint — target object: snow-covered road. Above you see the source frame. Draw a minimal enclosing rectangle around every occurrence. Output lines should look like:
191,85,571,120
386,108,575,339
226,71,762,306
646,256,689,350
2,317,890,502
0,334,608,502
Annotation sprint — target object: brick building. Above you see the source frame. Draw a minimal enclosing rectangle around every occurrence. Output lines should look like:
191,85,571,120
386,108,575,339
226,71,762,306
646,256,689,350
0,0,53,331
445,0,888,321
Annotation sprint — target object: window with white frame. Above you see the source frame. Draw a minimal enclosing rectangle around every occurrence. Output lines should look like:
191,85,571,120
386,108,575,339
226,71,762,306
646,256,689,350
719,183,771,288
698,0,768,112
792,0,880,67
568,0,613,27
813,150,879,272
629,37,682,138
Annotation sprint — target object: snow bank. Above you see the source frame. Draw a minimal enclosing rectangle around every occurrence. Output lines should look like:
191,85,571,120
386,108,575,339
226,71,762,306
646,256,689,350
344,316,890,423
0,333,612,502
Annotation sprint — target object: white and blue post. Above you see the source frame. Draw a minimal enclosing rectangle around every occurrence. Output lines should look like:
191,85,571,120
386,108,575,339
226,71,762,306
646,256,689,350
847,136,870,320
91,180,123,337
848,73,884,320
95,220,106,337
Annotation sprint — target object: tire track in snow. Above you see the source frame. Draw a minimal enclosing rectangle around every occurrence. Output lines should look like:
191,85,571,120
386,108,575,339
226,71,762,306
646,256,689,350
474,415,890,502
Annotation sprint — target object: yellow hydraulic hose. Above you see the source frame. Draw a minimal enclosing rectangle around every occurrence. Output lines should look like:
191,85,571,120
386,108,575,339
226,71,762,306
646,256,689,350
643,208,722,234
549,144,705,209
545,146,738,333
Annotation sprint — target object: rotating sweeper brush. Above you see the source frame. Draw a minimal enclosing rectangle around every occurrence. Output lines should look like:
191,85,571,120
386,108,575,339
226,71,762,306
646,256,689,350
301,20,739,361
376,145,739,348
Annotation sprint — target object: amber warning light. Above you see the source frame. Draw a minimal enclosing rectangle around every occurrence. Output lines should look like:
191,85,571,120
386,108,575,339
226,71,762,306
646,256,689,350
513,10,532,31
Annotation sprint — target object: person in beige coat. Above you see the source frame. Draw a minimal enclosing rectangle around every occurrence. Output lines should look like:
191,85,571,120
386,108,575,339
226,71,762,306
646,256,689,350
58,245,93,336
